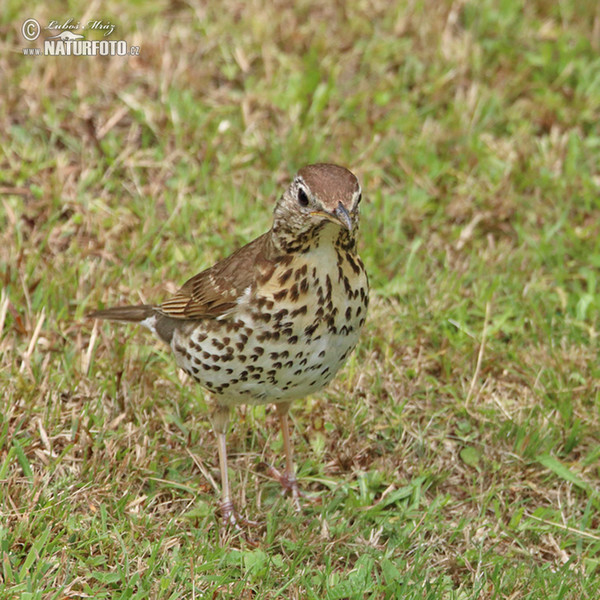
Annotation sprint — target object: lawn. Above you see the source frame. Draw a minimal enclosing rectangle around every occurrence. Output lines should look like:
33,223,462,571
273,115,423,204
1,0,599,598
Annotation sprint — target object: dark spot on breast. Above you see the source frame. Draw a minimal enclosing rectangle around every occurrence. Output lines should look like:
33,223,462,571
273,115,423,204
287,335,298,344
225,320,243,333
196,333,208,342
278,268,293,285
274,309,288,321
304,322,318,337
256,297,268,309
289,283,299,302
291,305,307,317
325,275,332,300
212,338,225,350
345,252,361,275
274,289,288,301
294,264,308,280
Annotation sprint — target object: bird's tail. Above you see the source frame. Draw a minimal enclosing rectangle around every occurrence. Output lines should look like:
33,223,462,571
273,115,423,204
88,305,155,323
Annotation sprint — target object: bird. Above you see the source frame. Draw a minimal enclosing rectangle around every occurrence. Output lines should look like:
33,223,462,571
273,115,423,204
89,163,369,524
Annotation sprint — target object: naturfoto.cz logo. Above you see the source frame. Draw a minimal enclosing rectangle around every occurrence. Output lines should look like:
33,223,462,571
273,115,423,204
21,18,140,57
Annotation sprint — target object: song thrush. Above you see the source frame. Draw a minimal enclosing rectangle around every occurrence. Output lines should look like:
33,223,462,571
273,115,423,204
89,163,368,523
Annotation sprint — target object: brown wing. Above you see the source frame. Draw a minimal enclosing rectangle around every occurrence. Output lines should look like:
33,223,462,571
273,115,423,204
159,232,275,320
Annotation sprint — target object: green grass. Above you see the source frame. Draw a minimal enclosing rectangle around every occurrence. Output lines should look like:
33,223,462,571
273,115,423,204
1,0,600,597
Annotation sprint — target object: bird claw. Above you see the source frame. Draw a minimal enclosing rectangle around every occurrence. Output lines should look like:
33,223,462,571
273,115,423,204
219,500,260,528
260,462,319,511
274,467,302,498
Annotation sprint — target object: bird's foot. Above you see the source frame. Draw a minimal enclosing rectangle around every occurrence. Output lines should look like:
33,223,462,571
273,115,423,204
219,500,260,528
261,463,319,511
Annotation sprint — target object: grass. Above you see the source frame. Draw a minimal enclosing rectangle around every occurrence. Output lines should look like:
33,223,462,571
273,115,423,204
1,0,600,597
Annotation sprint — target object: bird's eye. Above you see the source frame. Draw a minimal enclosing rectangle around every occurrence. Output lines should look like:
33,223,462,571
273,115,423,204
297,187,309,207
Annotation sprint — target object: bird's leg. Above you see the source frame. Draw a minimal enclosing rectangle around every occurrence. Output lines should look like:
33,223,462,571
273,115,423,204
278,402,299,496
211,404,258,528
211,405,236,524
268,402,301,510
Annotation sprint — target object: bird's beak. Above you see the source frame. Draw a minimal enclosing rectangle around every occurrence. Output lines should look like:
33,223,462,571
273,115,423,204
311,202,353,231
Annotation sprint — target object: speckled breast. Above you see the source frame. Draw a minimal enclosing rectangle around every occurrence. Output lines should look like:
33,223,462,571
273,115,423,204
171,242,368,406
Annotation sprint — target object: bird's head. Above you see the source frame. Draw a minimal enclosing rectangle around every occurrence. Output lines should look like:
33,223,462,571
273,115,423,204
272,163,362,252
